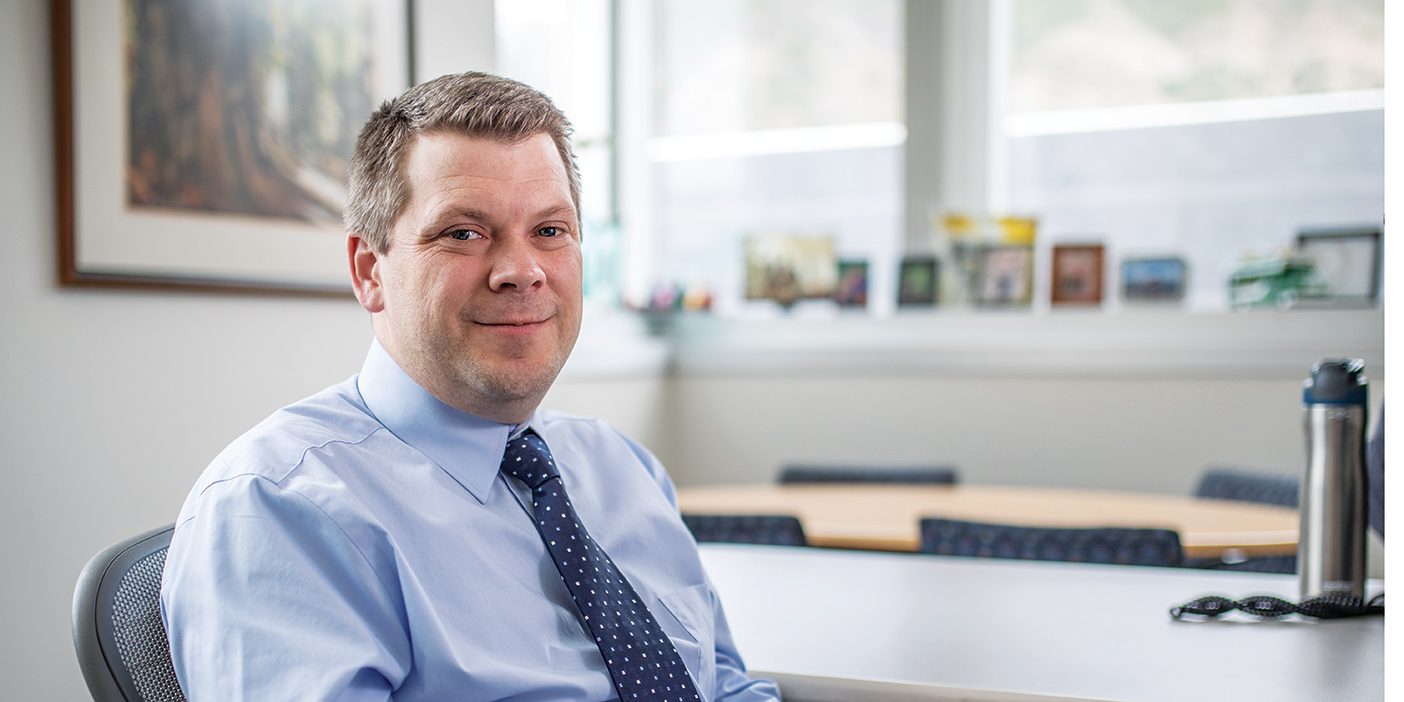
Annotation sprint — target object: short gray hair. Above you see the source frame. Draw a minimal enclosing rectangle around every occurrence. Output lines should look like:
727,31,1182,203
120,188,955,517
344,71,580,253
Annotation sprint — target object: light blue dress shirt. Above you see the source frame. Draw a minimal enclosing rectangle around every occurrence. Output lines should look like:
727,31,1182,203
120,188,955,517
160,341,780,701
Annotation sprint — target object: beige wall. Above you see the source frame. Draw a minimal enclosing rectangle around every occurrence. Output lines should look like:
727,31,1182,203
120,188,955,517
662,374,1347,492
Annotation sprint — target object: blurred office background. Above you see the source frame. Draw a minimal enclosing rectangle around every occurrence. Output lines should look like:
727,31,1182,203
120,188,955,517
0,0,1386,699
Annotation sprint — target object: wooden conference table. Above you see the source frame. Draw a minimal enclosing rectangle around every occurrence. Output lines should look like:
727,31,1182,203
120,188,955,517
676,484,1298,560
700,544,1382,702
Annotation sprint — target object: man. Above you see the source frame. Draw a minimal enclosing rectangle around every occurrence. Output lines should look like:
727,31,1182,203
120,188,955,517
161,72,780,701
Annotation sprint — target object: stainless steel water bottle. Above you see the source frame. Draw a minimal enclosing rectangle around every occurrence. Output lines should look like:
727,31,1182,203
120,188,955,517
1299,358,1369,600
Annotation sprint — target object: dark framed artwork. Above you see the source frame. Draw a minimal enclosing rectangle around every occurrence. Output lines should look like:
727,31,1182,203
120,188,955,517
1121,257,1187,303
834,259,870,308
1296,227,1382,305
52,0,413,294
897,256,939,307
975,246,1033,306
1050,244,1104,305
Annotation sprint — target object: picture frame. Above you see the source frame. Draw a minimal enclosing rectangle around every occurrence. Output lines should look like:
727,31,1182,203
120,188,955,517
834,259,870,308
975,246,1033,306
1121,257,1187,303
1296,227,1382,305
52,0,414,295
1050,244,1105,305
743,234,838,308
897,256,939,307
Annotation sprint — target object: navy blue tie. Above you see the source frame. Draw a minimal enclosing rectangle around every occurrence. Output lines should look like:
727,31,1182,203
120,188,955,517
500,431,701,702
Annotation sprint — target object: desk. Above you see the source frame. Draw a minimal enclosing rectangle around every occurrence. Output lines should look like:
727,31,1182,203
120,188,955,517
701,544,1383,702
677,484,1298,560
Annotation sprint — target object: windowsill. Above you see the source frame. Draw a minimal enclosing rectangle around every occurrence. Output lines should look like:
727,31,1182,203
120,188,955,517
658,307,1385,379
558,306,1383,380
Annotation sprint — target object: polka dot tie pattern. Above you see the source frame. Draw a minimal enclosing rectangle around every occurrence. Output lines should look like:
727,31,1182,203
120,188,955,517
500,431,702,702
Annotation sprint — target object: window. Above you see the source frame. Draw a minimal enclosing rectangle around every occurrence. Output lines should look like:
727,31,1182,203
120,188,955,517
496,0,622,306
1009,0,1384,113
998,0,1385,311
629,0,905,314
497,1,1383,320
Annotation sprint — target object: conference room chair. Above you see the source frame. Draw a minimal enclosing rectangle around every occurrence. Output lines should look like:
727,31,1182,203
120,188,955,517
73,524,186,702
1194,466,1300,508
918,517,1184,567
681,513,808,547
1193,466,1299,573
777,464,959,485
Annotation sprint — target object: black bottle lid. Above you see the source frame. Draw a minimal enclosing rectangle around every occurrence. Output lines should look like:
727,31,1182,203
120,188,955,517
1304,358,1368,406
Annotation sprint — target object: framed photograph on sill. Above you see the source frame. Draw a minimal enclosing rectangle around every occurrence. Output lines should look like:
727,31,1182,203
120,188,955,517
897,256,939,307
1050,244,1105,305
1121,257,1187,303
1296,227,1382,306
52,0,413,295
975,245,1033,307
744,234,838,309
834,259,870,308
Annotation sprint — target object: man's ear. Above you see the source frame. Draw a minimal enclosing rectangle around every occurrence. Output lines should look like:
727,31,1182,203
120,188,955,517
348,233,385,313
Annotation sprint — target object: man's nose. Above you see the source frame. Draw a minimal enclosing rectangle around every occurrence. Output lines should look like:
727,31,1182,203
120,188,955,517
487,235,546,292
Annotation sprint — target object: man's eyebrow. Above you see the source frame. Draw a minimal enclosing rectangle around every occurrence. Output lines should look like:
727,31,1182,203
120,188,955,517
432,205,492,222
532,204,578,221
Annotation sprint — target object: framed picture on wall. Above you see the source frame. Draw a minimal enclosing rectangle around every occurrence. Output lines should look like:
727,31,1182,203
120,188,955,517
1296,227,1382,305
52,0,413,294
897,256,939,307
975,245,1033,306
1121,257,1187,303
1050,244,1105,305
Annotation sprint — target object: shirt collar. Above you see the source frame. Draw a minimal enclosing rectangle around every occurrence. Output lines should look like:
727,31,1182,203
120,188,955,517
356,339,518,504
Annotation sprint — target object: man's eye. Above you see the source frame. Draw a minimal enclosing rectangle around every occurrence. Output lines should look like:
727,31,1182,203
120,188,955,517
446,229,479,241
538,226,560,238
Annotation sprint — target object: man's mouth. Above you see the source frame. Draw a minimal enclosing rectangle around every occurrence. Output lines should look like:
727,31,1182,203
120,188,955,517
477,317,550,328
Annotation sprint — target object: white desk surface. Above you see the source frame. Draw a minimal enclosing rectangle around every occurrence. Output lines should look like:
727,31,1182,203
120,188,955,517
699,544,1383,702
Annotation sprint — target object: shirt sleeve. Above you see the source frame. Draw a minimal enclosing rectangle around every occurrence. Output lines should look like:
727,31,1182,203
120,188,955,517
613,430,784,701
705,582,784,701
160,474,412,701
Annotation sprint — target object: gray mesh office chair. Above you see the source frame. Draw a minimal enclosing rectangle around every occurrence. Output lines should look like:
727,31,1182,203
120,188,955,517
72,524,186,702
1193,467,1299,573
1195,466,1300,508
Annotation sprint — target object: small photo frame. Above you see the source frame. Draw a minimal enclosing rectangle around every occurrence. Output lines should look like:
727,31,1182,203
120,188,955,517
743,234,838,308
976,246,1033,306
834,259,870,308
1296,227,1382,305
898,256,939,307
1050,244,1105,305
1121,257,1187,302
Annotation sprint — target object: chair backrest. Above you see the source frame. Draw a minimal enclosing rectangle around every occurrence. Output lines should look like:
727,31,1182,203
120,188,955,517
778,464,959,486
918,517,1183,567
681,513,808,546
73,524,186,702
1192,467,1301,573
1194,467,1300,508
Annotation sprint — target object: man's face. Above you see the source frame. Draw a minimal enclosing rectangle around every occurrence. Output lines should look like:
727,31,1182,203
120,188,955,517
350,131,582,423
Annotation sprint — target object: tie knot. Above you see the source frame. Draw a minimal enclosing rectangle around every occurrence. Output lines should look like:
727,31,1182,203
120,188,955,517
500,431,560,489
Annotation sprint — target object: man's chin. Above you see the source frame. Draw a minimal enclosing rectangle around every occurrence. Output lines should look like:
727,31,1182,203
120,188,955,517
463,361,564,407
